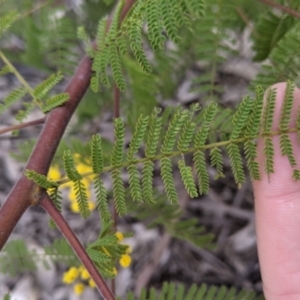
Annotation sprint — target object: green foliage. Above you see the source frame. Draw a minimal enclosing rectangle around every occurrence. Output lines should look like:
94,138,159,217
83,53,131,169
0,11,19,36
4,1,300,298
252,12,295,61
86,221,129,278
92,135,111,222
0,239,78,277
0,0,79,73
25,170,58,189
0,65,10,76
252,22,300,89
33,72,64,99
0,87,27,114
28,84,300,219
128,195,214,249
3,294,10,300
0,57,68,123
42,93,69,113
0,226,128,282
63,150,90,218
123,281,264,300
48,188,63,229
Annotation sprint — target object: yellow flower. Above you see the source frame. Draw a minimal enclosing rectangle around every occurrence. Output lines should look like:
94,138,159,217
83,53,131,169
115,232,124,242
88,200,95,211
62,267,80,284
48,166,61,181
74,283,85,295
69,188,77,202
80,268,90,280
70,201,80,213
119,254,131,268
70,200,95,213
77,163,93,178
88,279,96,288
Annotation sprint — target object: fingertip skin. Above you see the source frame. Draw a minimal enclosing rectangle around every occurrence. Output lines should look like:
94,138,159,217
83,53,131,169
254,82,300,299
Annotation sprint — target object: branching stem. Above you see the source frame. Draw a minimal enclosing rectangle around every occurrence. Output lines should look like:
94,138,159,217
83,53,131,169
40,194,115,300
0,117,46,135
0,51,40,107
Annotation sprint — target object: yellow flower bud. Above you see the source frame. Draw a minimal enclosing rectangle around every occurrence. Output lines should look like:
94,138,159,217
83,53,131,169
80,268,90,280
119,254,131,268
74,283,85,295
115,231,124,242
88,279,96,288
62,267,80,284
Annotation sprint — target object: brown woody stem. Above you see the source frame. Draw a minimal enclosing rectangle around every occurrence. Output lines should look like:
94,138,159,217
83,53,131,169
39,195,115,300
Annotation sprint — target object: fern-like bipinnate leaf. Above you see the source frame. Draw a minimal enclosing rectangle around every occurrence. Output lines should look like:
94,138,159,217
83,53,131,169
244,141,260,181
161,157,178,204
178,160,198,198
0,240,36,277
162,109,189,155
252,22,300,89
127,114,149,202
278,81,299,171
128,282,264,300
33,72,64,100
194,103,218,148
109,43,126,91
146,0,165,51
161,0,180,43
0,87,27,114
73,179,90,219
111,118,126,214
261,87,276,178
210,147,224,179
127,114,149,160
252,11,295,61
0,65,10,76
279,80,294,132
0,11,19,36
142,108,162,203
230,96,253,141
48,188,63,229
194,150,209,194
184,0,205,18
25,170,58,189
227,143,245,188
0,238,78,277
177,106,198,152
63,150,90,218
42,93,69,113
63,150,82,181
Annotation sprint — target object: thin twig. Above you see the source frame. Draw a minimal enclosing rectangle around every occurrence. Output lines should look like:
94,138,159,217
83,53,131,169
258,0,300,19
40,194,115,300
0,52,38,103
0,117,46,135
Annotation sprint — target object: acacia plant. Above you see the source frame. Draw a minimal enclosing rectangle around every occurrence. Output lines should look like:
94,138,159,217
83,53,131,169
1,0,300,299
